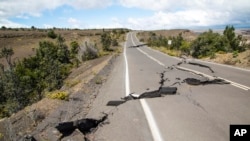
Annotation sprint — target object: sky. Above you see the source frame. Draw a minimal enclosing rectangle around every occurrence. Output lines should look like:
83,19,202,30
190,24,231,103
0,0,250,30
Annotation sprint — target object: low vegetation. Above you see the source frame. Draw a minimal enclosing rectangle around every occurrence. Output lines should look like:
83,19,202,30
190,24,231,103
139,26,250,59
46,91,69,101
0,28,128,118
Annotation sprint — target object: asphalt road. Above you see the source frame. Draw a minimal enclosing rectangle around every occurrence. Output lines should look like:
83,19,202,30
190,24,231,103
87,32,250,141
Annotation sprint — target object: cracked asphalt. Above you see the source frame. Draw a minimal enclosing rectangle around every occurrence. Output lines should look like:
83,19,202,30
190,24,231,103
87,32,250,141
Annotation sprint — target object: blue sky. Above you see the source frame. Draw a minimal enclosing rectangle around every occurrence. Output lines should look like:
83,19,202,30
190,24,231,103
0,0,250,30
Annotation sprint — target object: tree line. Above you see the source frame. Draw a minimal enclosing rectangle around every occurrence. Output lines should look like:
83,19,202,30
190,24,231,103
146,26,249,58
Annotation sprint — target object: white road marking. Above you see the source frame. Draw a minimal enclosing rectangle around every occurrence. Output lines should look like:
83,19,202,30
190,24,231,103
138,48,165,66
124,34,130,96
128,33,164,141
140,99,163,141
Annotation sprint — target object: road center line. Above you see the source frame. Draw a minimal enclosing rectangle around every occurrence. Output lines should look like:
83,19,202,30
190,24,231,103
128,33,164,141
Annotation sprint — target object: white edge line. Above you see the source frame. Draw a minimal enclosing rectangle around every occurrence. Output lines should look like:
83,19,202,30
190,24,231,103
129,32,164,141
140,99,164,141
124,33,130,96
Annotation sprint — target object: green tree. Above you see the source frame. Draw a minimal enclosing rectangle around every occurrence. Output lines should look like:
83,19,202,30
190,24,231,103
1,26,7,30
223,25,245,52
101,32,112,51
70,41,80,56
57,35,70,63
31,26,36,30
191,29,226,58
47,30,57,39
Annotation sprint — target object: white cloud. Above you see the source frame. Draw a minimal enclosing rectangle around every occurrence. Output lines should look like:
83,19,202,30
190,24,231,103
65,0,113,9
119,0,250,12
43,24,53,28
119,0,250,29
0,19,27,28
125,10,231,30
87,17,125,29
0,0,113,27
67,17,83,28
0,0,249,29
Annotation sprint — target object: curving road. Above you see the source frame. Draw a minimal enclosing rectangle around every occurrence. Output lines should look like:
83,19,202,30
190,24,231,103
87,32,250,141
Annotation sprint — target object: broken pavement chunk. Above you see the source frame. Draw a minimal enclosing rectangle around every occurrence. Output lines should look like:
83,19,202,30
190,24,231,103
106,100,126,106
184,78,230,85
159,87,177,95
107,87,177,106
55,114,108,137
188,62,215,73
184,78,202,85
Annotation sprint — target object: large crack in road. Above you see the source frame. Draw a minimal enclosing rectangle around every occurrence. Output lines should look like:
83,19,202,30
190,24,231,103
23,47,232,141
54,53,230,141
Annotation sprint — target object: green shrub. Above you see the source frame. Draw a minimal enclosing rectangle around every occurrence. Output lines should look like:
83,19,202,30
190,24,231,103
47,30,57,39
80,42,99,61
233,51,238,58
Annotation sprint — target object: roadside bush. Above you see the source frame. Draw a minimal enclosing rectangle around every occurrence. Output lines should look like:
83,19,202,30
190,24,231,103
80,41,98,61
101,32,112,51
47,30,57,39
233,51,238,58
112,39,119,46
0,35,75,118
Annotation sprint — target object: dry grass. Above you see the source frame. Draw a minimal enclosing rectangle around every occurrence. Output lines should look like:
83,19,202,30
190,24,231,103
203,50,250,69
0,29,120,67
152,47,181,57
137,29,197,43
